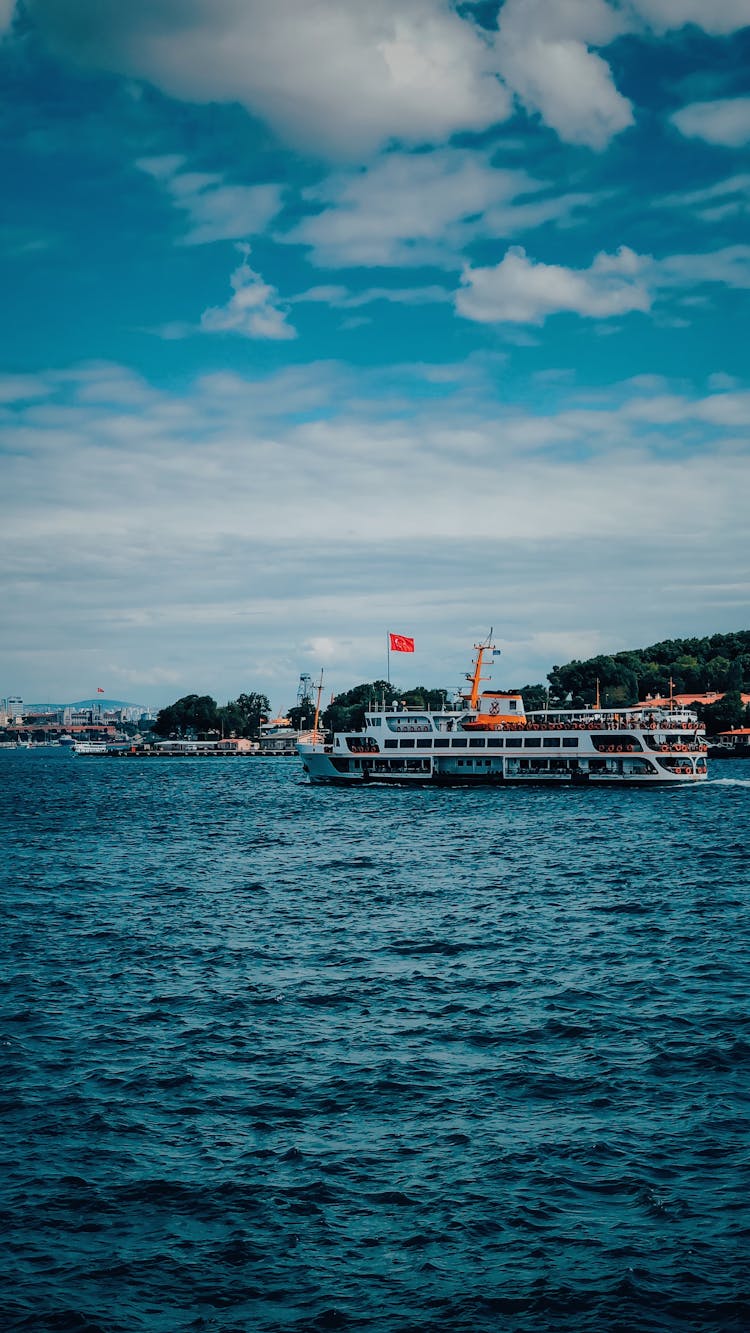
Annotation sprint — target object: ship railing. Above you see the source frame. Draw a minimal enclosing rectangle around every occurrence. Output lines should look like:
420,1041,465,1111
524,711,701,732
369,703,459,714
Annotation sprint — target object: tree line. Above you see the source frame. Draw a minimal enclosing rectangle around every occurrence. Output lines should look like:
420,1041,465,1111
152,692,270,738
542,630,750,731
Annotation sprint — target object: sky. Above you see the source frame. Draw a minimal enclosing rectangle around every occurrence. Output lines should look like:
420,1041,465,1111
1,0,749,711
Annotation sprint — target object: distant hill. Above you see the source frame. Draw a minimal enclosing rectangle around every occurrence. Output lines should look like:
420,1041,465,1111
70,698,146,710
23,698,148,712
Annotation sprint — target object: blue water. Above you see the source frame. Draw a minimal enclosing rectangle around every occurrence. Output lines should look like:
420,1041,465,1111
1,750,749,1332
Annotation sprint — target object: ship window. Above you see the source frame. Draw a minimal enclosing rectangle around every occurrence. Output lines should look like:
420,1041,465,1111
563,738,578,747
505,736,521,747
386,715,431,733
524,738,541,748
434,739,449,748
384,739,398,750
371,717,381,726
416,738,432,748
400,738,415,748
451,738,468,748
509,700,517,710
469,738,486,748
543,738,560,748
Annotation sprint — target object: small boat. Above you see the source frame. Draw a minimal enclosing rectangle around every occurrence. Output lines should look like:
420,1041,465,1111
298,636,709,786
73,741,109,755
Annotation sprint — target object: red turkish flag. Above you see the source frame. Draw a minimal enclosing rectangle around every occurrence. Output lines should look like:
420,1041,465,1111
389,633,414,652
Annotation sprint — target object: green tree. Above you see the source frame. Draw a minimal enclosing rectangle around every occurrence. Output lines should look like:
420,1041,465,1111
545,630,750,703
727,658,744,691
704,656,732,689
699,690,746,736
217,703,246,736
323,680,397,733
153,694,221,738
219,692,270,738
547,655,638,707
520,683,548,710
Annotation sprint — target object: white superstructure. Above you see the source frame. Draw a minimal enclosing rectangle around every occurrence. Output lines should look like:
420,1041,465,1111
298,638,708,786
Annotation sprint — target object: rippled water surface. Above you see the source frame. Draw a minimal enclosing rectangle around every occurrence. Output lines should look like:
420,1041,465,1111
2,750,749,1332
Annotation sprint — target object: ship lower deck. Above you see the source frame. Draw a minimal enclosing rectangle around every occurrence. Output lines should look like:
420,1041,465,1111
300,751,706,785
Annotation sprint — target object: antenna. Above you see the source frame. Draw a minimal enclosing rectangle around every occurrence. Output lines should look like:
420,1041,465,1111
297,673,314,709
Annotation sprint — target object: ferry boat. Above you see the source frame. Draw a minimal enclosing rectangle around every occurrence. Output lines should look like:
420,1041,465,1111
298,637,708,786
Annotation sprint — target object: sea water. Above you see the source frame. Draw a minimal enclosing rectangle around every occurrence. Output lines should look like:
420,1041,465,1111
1,750,749,1332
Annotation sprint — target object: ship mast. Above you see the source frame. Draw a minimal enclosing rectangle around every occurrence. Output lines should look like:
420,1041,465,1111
312,670,324,739
466,628,495,710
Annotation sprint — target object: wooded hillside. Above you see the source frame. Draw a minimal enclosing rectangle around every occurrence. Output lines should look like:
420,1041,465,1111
545,631,750,707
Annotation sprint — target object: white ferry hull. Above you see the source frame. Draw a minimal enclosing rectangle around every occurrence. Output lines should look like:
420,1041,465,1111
298,741,707,786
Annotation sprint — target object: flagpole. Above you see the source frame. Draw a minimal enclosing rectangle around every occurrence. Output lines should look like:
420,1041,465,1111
387,631,390,686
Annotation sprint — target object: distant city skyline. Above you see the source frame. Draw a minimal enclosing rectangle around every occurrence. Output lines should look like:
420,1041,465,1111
1,695,148,709
1,2,748,708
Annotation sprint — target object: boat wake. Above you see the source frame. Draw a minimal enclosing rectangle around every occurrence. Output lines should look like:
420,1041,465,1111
704,776,750,788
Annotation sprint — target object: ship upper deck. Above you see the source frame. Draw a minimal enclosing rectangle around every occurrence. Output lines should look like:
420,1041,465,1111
362,705,702,734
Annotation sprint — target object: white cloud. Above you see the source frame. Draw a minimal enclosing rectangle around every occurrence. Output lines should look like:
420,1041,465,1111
5,359,750,703
201,246,296,340
492,0,750,150
108,663,182,686
22,0,750,165
285,149,590,269
457,245,651,324
0,373,53,403
136,156,282,244
694,391,750,425
456,241,750,326
660,174,750,223
496,0,634,150
670,98,750,147
28,0,512,160
302,636,351,665
292,283,451,308
627,0,750,35
0,0,16,33
656,245,750,289
707,372,739,391
2,361,748,703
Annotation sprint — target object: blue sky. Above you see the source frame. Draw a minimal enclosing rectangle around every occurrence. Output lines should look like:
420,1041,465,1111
1,0,749,710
